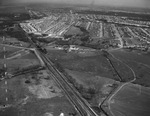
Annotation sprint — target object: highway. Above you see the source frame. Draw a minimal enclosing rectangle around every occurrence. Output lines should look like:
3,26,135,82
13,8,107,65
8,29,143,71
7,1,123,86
25,32,99,116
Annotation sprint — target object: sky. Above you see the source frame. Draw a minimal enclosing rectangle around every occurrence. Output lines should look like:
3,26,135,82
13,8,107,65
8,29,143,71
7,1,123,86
1,0,150,8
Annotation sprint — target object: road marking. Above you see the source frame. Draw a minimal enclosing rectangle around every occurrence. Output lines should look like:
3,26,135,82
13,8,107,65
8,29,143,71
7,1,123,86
4,64,6,68
3,37,8,100
5,72,7,75
3,47,5,52
3,36,5,41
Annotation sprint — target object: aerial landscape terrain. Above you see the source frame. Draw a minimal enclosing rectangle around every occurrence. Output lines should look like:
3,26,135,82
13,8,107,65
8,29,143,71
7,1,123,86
0,0,150,116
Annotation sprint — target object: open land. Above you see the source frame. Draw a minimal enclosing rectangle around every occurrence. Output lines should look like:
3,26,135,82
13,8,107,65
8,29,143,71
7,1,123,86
0,4,150,116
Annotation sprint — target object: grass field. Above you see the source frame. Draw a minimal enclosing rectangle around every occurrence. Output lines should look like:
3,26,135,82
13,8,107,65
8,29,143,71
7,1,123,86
4,36,30,48
110,49,150,86
108,56,134,82
46,49,122,107
64,26,83,36
5,58,40,73
0,70,79,116
109,83,150,116
47,49,119,80
4,46,23,58
0,51,41,74
65,69,117,106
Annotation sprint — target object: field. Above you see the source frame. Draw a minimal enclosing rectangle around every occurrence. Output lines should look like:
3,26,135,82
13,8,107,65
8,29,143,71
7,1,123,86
65,69,117,106
108,54,134,82
46,47,150,112
0,52,41,74
109,83,150,116
4,36,30,48
47,49,119,80
0,6,30,21
109,49,150,87
64,26,83,36
4,46,24,58
0,70,78,116
46,49,122,106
